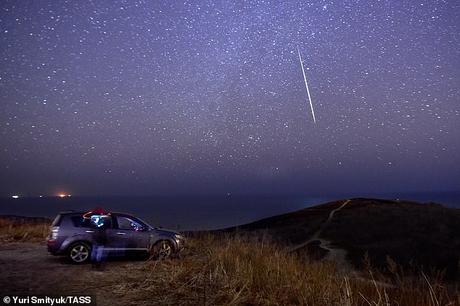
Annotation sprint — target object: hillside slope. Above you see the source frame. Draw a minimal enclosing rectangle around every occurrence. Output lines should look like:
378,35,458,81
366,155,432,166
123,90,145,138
220,198,460,279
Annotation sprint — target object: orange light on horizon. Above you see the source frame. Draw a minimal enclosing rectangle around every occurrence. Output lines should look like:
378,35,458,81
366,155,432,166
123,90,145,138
58,194,71,198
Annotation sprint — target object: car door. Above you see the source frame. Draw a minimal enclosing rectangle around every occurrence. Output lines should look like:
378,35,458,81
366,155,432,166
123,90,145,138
106,215,150,251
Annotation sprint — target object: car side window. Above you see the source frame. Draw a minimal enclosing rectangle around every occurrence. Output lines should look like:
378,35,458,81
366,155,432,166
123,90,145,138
116,216,144,231
90,215,112,229
70,216,92,228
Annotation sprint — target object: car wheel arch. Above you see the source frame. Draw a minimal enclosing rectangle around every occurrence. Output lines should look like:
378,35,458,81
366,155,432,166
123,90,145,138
66,240,92,252
150,239,175,259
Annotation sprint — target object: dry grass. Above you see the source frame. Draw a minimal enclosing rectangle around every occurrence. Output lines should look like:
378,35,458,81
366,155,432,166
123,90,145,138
0,220,458,305
0,218,50,242
96,234,459,306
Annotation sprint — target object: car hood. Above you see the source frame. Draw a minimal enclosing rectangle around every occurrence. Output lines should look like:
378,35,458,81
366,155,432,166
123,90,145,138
153,228,180,236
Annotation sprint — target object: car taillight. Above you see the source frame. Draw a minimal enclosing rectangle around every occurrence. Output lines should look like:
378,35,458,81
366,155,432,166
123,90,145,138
49,226,59,240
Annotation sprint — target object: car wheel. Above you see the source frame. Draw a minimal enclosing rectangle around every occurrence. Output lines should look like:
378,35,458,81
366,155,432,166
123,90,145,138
150,240,174,260
68,242,91,264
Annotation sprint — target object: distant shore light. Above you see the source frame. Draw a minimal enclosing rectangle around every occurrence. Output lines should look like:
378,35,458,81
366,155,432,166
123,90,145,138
58,194,72,198
12,195,19,199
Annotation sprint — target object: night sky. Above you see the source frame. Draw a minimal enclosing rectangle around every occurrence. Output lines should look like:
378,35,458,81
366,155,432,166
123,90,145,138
1,1,459,197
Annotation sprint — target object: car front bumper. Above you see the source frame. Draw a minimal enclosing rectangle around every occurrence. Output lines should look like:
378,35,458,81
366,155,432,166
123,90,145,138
174,236,186,252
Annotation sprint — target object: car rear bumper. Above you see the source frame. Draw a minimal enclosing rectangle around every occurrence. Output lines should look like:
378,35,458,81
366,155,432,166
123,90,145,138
47,240,63,255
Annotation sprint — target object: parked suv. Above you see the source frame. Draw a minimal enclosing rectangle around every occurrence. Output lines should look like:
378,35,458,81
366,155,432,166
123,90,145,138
47,211,185,263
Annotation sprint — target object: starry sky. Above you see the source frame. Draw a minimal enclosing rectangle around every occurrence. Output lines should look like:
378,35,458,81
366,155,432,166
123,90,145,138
1,0,459,197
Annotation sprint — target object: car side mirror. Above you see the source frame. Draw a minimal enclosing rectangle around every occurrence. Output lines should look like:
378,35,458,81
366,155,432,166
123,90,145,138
136,225,148,232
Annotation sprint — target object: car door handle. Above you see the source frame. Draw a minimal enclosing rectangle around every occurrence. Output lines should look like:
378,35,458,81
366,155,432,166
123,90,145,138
116,232,126,235
85,230,94,233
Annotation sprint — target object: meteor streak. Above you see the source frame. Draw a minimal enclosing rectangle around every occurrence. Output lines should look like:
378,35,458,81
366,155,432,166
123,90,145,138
297,47,317,123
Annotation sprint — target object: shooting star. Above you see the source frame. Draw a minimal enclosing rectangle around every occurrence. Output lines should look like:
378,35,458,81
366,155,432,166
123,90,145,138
297,47,317,123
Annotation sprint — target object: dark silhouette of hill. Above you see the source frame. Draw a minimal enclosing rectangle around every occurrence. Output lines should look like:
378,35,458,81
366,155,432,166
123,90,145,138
219,198,460,280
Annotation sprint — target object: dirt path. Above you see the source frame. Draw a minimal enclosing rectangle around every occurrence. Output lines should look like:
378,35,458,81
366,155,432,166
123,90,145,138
289,200,351,270
0,242,148,305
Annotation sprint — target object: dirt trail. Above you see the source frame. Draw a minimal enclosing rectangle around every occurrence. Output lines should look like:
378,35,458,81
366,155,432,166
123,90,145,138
289,200,351,270
0,242,142,305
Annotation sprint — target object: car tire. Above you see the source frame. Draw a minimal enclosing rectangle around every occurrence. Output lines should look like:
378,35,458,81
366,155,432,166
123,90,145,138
68,242,91,264
150,240,174,260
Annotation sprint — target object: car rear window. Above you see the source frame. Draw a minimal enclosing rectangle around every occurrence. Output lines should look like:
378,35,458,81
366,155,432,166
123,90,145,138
51,214,62,226
70,216,92,228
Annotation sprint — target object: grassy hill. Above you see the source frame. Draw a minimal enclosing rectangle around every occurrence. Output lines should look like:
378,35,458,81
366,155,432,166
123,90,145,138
218,198,460,280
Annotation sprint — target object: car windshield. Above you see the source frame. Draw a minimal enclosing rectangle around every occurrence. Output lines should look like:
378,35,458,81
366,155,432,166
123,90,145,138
136,217,155,229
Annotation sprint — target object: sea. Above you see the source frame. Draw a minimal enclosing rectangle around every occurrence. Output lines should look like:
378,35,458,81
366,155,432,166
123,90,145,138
0,192,459,231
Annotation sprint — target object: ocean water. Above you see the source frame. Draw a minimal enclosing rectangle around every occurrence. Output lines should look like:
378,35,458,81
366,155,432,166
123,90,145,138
0,192,459,231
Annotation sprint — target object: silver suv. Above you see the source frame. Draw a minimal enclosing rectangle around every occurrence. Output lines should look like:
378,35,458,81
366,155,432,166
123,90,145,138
47,211,185,263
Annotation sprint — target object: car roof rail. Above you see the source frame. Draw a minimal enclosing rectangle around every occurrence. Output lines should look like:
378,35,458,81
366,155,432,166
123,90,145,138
59,210,84,214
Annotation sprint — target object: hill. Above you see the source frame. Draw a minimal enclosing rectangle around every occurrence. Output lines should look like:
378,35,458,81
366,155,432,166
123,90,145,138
218,198,460,279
